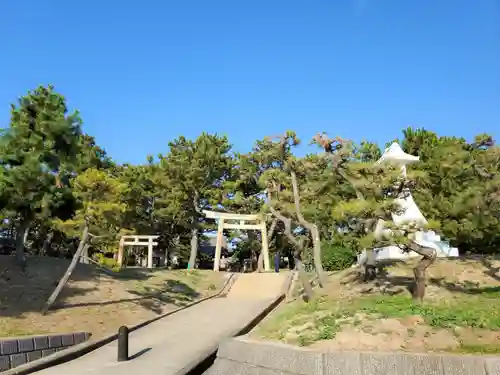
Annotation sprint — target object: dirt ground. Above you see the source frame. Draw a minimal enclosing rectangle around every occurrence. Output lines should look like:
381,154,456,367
254,256,500,354
0,256,226,339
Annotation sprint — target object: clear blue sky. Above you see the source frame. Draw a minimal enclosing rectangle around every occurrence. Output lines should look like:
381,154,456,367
1,1,498,164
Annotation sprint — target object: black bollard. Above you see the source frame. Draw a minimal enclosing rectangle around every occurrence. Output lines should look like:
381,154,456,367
117,326,129,362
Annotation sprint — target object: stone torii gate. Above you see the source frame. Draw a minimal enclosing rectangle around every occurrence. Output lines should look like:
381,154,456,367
117,235,159,269
202,210,271,272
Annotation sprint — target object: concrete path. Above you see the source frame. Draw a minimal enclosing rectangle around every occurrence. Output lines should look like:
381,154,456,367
32,272,288,375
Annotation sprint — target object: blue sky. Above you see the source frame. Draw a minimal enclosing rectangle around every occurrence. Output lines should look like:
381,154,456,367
1,0,498,164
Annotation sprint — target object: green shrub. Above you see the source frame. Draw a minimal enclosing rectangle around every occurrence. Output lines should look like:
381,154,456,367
93,253,121,272
321,242,356,271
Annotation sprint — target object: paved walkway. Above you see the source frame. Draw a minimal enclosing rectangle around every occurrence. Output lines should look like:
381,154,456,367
33,273,288,375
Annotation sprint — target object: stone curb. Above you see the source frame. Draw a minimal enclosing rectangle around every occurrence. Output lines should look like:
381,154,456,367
0,332,91,372
219,273,239,297
2,272,237,375
208,337,500,375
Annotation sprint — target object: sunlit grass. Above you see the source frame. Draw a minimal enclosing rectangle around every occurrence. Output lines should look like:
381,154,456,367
256,287,500,351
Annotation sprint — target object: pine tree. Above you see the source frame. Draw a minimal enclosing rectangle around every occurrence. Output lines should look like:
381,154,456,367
160,133,233,268
44,168,128,313
0,85,82,265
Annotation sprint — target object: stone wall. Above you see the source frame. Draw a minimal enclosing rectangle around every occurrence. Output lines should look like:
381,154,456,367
0,332,90,372
205,337,500,375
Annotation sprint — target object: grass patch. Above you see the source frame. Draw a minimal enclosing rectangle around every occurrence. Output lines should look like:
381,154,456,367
454,343,500,355
355,292,500,330
256,296,354,346
0,320,45,338
256,287,500,347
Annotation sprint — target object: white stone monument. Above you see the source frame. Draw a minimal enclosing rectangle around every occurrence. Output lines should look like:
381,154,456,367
357,143,459,264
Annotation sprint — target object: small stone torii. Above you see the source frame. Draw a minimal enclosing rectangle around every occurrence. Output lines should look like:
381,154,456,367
202,210,271,272
117,235,159,269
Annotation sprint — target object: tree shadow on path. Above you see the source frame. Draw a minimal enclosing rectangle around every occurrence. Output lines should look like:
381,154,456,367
127,279,201,314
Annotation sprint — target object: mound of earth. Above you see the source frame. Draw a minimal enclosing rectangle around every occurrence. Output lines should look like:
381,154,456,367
0,256,225,338
254,256,500,354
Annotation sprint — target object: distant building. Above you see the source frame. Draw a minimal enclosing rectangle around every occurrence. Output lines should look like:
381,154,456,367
199,236,229,257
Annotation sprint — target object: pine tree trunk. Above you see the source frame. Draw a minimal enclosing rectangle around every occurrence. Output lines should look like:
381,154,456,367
41,231,54,256
267,188,314,300
309,225,325,287
290,171,325,287
188,190,200,270
23,224,30,248
42,225,90,314
81,244,89,264
363,249,377,281
15,219,30,267
294,249,313,301
408,241,437,303
288,249,295,269
188,227,198,269
163,247,169,266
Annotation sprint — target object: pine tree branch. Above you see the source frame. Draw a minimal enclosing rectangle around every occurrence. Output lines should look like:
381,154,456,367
192,190,202,214
290,171,325,285
290,171,313,230
88,232,108,239
267,218,278,241
266,190,301,249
